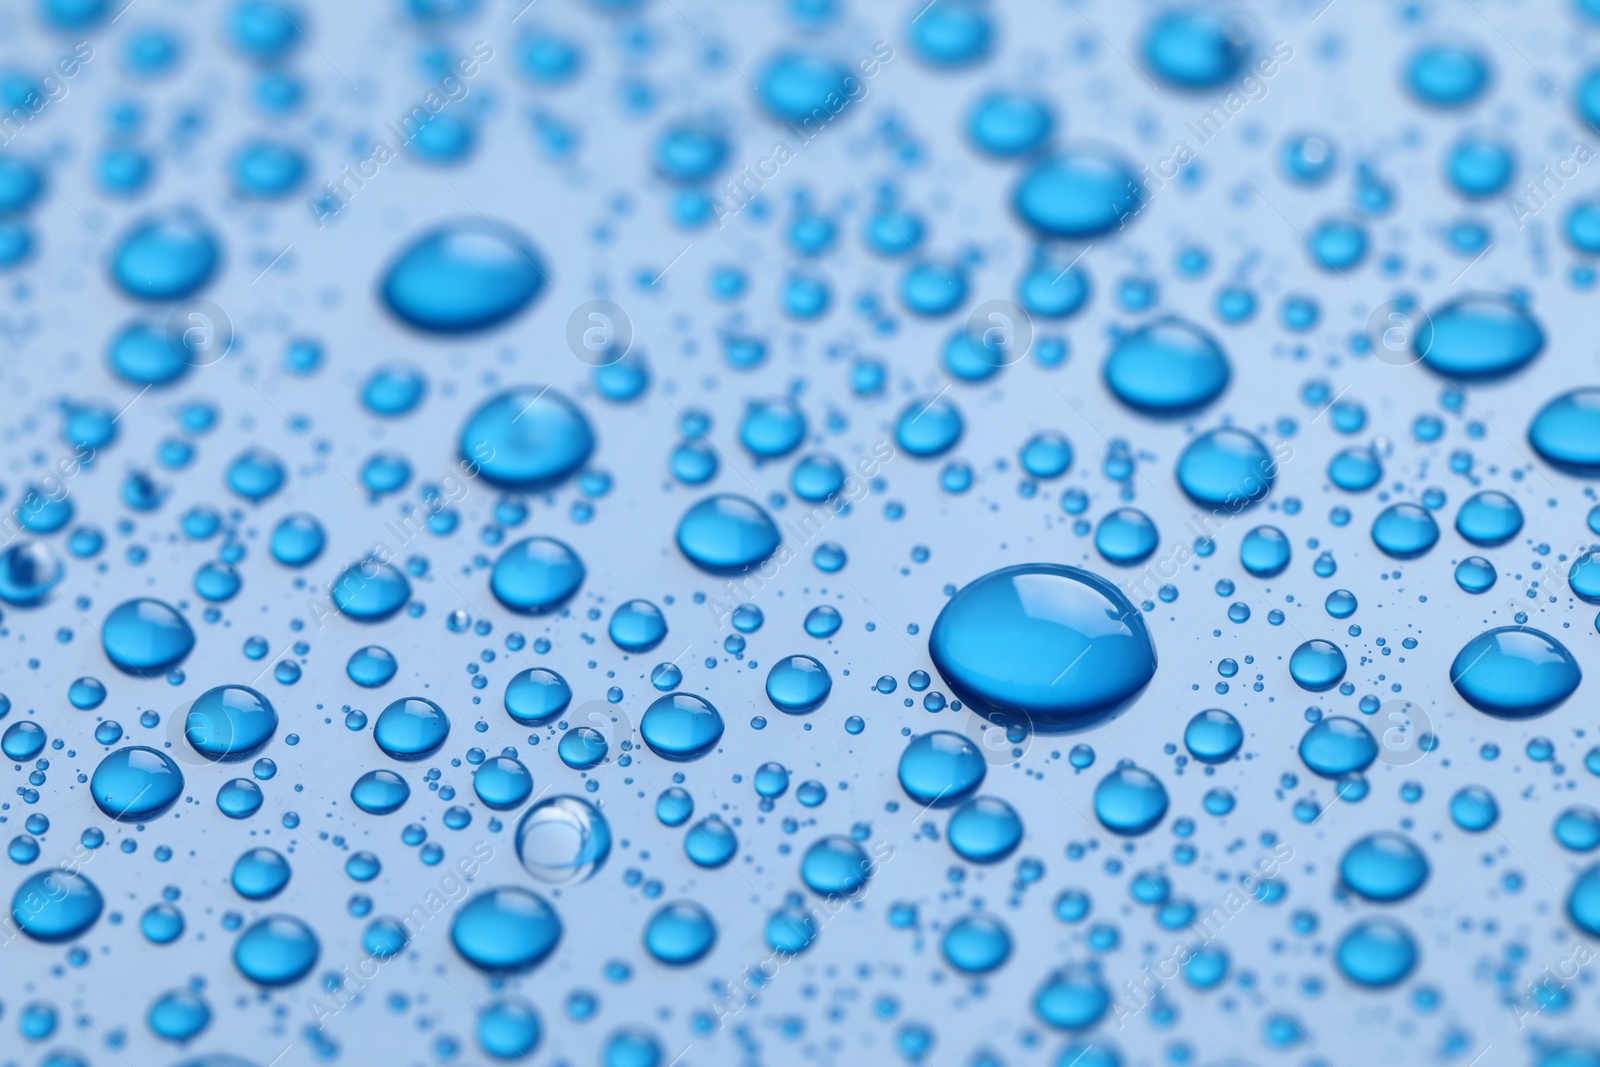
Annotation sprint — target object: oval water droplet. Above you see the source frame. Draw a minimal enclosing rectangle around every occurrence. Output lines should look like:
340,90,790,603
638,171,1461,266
10,870,103,943
515,795,612,884
1529,387,1600,476
186,684,278,761
381,220,546,334
929,563,1156,730
1416,294,1544,380
489,536,585,615
374,697,451,761
233,915,320,987
1450,626,1580,719
102,597,194,676
1340,832,1429,902
1094,763,1169,835
459,387,594,491
640,692,725,761
765,654,832,714
675,494,781,575
1175,428,1277,510
1103,317,1230,416
1013,148,1144,239
91,745,185,820
451,887,562,973
111,211,221,301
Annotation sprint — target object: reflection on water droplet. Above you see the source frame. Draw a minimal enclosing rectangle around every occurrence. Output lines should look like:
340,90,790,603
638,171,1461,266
516,795,611,883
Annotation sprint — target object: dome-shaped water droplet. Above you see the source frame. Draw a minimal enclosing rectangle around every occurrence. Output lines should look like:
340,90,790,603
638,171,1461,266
800,834,873,894
1239,525,1290,578
1415,294,1544,380
381,220,546,334
930,564,1156,730
451,887,562,973
894,395,965,458
330,558,412,622
755,52,852,124
489,536,585,615
1529,388,1600,476
231,847,292,900
233,915,320,987
898,730,986,807
1370,502,1439,559
269,513,325,567
942,912,1012,974
643,901,717,965
640,693,725,760
186,684,278,761
1334,918,1418,988
1175,428,1277,510
1103,317,1230,416
473,756,533,811
1013,148,1144,239
10,869,103,943
91,745,185,820
1340,831,1429,902
1298,716,1377,777
1450,626,1580,718
504,667,573,726
1094,763,1169,835
350,769,410,814
1569,863,1600,936
1289,639,1347,692
765,654,832,714
949,795,1025,862
1454,490,1522,546
675,494,781,574
1183,709,1242,763
1141,8,1250,89
111,211,221,301
609,599,667,653
374,697,451,761
0,540,64,606
102,597,194,675
458,387,594,491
